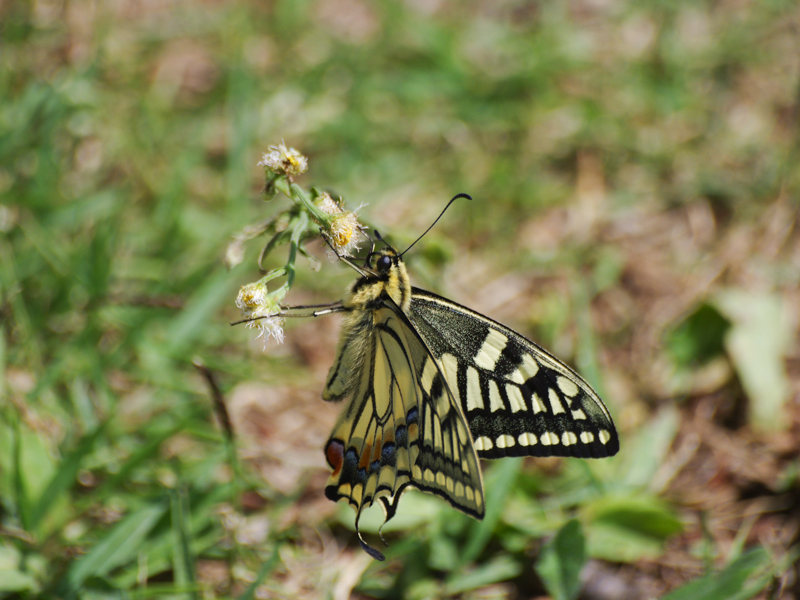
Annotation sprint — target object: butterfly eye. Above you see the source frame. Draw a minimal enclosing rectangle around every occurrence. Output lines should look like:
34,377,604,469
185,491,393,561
376,255,392,271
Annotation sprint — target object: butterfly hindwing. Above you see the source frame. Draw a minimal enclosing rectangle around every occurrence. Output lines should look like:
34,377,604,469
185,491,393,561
388,307,484,520
406,288,619,460
323,305,483,559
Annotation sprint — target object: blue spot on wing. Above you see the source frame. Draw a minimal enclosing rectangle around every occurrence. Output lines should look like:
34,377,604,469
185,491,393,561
381,442,396,466
396,425,408,447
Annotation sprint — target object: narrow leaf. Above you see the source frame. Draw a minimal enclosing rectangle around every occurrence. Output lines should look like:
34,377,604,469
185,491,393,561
60,500,168,596
99,423,185,493
661,547,772,600
584,494,682,562
170,488,197,600
459,457,522,565
237,550,280,600
166,268,242,355
30,424,106,529
622,406,679,490
536,519,586,600
445,555,521,595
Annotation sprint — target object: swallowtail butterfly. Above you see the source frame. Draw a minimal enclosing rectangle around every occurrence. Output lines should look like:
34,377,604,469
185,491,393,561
294,195,619,560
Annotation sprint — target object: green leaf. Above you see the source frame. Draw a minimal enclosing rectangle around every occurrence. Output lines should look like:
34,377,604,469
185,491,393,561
0,544,38,593
341,488,443,534
9,410,30,531
661,547,773,600
98,421,187,494
170,489,197,600
572,277,607,399
59,500,168,596
112,483,237,590
0,568,38,593
713,290,792,431
459,457,522,565
30,423,106,532
15,415,57,530
622,406,679,491
535,519,586,600
584,495,682,562
165,268,243,356
667,303,730,367
444,555,521,595
237,550,281,600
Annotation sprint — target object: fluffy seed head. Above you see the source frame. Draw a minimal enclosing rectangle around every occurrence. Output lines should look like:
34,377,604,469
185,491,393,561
257,142,308,177
236,282,285,347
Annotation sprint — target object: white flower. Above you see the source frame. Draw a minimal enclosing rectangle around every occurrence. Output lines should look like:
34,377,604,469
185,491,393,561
313,192,364,259
236,281,269,311
257,142,308,176
236,282,285,347
328,211,362,258
314,191,342,216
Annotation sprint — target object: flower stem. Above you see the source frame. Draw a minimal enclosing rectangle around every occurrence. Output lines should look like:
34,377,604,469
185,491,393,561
257,267,287,286
286,211,309,288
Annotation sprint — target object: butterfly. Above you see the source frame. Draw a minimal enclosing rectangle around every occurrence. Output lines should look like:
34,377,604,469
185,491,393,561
296,195,619,560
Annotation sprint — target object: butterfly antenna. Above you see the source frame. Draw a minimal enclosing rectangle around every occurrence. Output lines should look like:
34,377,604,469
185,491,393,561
363,230,383,267
319,227,370,276
400,193,472,257
363,229,376,254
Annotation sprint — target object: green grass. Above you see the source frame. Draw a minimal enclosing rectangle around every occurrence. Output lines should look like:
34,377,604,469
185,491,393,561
2,0,799,597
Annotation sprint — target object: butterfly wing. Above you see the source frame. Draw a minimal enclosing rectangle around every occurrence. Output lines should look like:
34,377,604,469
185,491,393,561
323,304,484,560
406,288,619,460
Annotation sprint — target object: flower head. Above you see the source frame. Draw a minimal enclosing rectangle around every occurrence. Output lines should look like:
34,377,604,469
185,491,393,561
328,211,362,258
236,281,285,347
314,191,342,216
257,142,308,177
313,192,365,259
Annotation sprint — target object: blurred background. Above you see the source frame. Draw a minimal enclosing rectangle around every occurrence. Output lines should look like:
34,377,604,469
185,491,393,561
2,0,800,598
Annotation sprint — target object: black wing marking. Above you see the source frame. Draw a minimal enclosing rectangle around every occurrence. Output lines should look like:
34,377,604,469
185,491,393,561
405,288,619,460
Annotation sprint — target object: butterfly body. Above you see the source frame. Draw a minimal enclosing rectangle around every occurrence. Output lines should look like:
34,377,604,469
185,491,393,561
315,246,618,560
322,250,410,402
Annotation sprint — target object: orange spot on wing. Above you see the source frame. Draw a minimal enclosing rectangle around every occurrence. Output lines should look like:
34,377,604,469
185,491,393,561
371,435,384,463
359,442,373,469
325,440,344,476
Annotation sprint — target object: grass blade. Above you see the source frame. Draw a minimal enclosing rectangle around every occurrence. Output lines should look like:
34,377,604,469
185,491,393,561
661,547,770,600
170,488,197,600
30,423,106,530
237,549,280,600
459,457,522,565
59,499,168,597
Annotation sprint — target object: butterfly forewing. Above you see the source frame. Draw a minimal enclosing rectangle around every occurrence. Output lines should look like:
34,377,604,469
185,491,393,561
323,305,484,558
406,289,619,460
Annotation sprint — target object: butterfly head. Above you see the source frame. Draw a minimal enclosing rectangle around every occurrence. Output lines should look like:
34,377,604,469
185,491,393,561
374,252,393,273
369,246,400,272
348,247,411,311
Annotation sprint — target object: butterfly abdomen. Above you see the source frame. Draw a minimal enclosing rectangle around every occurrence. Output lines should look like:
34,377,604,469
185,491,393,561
322,309,373,402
